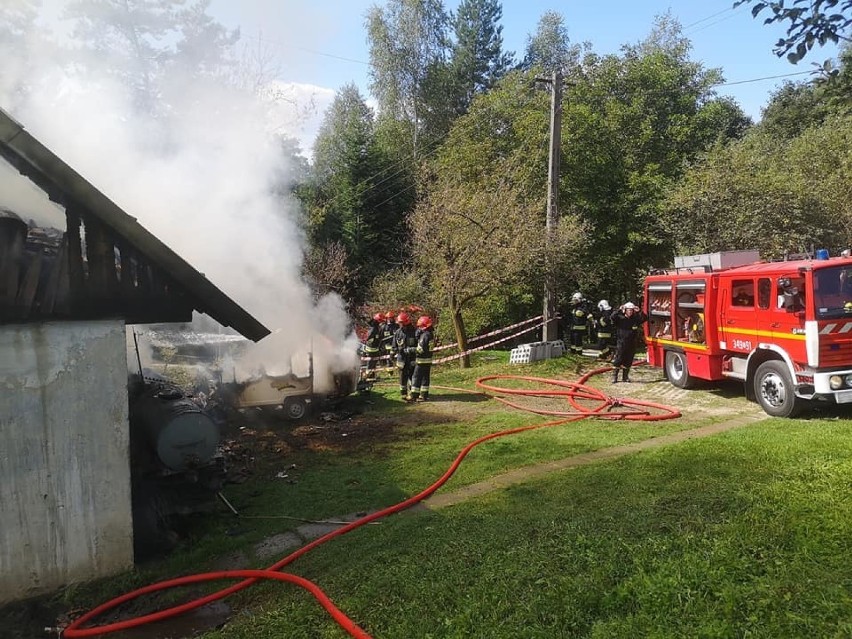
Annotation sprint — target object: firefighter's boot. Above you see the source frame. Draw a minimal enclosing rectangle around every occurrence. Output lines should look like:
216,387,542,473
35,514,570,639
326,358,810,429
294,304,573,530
622,367,630,383
420,392,429,401
611,368,620,384
409,391,419,402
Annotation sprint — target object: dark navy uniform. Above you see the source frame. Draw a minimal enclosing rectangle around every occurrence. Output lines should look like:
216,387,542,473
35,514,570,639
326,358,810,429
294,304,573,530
610,305,646,382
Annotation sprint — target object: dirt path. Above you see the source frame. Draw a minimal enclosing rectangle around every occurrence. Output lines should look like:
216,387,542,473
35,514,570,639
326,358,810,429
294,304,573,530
422,411,769,509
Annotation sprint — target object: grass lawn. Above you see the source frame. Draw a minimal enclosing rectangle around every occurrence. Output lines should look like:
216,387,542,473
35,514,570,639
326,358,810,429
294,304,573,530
7,352,852,638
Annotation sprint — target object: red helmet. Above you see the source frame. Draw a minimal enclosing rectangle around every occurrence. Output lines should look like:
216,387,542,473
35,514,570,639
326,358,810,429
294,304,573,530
373,313,384,323
416,315,433,329
397,312,411,325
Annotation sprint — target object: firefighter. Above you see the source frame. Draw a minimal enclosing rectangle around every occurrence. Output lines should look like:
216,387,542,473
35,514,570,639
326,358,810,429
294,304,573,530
567,291,590,354
734,288,753,306
363,313,383,379
380,311,398,370
392,312,418,400
410,315,434,401
777,277,805,311
610,301,646,383
594,299,614,358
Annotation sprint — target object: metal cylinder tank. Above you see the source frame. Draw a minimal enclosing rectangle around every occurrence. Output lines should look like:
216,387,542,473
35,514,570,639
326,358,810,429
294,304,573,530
131,386,219,471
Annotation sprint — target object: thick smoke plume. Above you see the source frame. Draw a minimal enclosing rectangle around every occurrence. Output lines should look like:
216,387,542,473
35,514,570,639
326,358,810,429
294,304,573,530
0,1,360,391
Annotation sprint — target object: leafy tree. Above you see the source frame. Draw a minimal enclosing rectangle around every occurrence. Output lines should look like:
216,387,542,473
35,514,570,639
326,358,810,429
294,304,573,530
760,80,830,137
367,268,432,315
734,0,852,63
416,0,515,149
559,15,748,297
520,10,587,76
302,241,356,303
448,0,514,113
786,114,852,246
64,0,184,111
366,0,450,160
170,0,239,79
412,71,590,365
693,96,753,141
63,0,238,114
412,171,544,366
308,84,411,304
759,45,852,135
660,125,845,259
810,43,852,115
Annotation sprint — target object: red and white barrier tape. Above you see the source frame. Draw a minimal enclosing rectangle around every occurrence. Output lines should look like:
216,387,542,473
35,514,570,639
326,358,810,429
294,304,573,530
432,321,546,364
433,315,543,352
361,315,544,364
361,315,546,363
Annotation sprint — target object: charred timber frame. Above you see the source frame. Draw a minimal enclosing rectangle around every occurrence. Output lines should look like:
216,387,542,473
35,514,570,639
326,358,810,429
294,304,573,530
0,108,269,339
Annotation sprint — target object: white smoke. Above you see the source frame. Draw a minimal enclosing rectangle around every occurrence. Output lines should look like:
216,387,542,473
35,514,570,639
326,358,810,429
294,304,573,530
0,2,360,391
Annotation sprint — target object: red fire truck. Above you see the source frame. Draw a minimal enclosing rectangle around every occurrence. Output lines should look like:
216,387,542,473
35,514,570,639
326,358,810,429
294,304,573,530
643,250,852,417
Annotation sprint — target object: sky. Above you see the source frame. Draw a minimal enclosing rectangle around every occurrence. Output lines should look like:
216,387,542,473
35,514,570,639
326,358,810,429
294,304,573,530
209,0,841,155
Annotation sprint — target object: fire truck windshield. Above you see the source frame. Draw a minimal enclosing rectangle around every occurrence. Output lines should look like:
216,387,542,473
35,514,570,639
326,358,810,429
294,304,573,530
814,266,852,319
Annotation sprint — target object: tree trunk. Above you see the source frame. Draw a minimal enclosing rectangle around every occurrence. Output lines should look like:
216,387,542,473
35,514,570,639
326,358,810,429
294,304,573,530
451,306,470,368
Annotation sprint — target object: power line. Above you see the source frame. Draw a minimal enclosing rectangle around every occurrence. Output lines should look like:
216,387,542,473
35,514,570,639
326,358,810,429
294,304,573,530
715,70,814,86
242,33,370,66
683,7,736,30
685,11,743,36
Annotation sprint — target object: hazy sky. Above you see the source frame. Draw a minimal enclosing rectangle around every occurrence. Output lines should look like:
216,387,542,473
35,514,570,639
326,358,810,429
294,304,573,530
208,0,841,154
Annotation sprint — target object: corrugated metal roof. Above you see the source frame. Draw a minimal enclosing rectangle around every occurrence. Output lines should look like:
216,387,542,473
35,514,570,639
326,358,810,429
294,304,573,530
0,107,270,341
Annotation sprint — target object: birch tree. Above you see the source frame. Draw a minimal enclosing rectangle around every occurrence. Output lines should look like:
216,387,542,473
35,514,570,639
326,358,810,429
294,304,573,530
366,0,450,160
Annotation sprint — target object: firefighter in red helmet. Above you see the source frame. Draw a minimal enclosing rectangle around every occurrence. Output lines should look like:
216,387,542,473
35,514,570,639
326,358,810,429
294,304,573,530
410,315,434,401
363,313,384,379
392,312,418,399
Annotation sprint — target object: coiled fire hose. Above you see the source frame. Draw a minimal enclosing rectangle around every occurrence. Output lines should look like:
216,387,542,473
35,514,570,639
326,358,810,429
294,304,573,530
62,365,679,638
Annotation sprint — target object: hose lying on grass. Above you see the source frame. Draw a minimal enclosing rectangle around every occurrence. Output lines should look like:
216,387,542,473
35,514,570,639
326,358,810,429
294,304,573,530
62,364,679,639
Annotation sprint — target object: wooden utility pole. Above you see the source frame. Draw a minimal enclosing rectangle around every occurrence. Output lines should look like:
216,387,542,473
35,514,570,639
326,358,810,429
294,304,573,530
541,70,563,342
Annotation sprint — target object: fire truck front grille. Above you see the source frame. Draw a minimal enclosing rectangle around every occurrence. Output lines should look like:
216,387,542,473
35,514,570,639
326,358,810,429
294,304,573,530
820,343,852,366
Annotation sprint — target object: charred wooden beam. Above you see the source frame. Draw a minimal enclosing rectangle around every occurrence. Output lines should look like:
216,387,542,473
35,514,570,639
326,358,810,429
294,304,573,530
14,251,42,319
65,208,85,300
84,218,118,299
0,212,27,310
40,236,70,315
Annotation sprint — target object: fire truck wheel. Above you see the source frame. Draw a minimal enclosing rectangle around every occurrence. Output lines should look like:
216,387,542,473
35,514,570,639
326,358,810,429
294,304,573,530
754,360,801,418
282,397,308,420
665,350,693,389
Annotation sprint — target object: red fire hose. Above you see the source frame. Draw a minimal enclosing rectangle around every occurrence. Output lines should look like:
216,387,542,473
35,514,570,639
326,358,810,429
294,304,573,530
62,365,679,638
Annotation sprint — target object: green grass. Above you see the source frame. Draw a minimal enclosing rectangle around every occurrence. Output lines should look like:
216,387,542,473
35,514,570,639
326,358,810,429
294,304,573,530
12,351,852,638
201,418,852,639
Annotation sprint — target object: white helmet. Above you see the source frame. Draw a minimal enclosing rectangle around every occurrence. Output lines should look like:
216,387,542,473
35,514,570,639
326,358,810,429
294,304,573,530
598,299,611,312
622,302,638,310
571,291,584,303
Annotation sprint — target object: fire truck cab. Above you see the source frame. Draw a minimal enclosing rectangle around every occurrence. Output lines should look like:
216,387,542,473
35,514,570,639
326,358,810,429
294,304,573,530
644,250,852,417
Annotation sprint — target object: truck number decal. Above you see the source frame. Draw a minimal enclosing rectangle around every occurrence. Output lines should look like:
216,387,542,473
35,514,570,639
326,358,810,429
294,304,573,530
732,338,753,351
